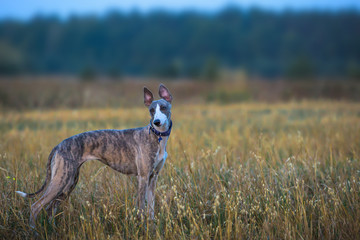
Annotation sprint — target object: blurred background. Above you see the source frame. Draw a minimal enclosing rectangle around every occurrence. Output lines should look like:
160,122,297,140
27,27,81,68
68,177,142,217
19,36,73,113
0,0,360,110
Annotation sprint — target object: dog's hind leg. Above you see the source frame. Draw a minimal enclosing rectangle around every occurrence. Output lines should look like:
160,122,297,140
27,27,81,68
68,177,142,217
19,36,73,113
30,184,63,228
30,156,80,228
45,170,80,225
45,193,66,224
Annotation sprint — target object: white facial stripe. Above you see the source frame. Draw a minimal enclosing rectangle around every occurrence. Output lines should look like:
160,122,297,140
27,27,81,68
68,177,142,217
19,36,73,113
154,104,167,125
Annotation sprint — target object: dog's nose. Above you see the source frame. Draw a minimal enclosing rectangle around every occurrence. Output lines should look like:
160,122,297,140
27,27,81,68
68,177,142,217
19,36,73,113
153,119,161,126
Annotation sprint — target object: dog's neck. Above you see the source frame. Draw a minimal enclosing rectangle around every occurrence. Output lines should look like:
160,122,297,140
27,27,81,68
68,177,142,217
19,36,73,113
149,120,172,143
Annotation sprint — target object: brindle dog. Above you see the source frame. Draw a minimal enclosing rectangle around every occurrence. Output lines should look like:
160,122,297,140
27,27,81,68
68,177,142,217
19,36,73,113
16,84,173,228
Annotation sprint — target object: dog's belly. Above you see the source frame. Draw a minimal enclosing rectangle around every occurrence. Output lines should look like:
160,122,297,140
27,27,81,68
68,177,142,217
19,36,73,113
59,129,140,174
81,152,137,175
103,158,138,175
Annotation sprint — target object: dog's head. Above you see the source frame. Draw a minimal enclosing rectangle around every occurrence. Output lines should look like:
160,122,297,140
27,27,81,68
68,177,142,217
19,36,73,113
144,84,173,132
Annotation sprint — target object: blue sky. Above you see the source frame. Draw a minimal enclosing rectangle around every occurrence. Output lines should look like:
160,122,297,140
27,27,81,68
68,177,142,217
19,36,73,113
1,0,360,20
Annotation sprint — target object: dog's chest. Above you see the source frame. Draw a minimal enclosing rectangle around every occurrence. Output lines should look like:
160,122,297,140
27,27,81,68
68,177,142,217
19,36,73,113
154,150,167,173
153,141,168,173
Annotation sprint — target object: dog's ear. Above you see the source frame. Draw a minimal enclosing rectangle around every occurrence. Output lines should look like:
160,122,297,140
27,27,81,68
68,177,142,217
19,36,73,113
144,87,154,107
158,84,173,103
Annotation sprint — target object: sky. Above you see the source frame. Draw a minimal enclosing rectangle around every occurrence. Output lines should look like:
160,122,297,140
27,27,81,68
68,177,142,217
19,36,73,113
1,0,360,20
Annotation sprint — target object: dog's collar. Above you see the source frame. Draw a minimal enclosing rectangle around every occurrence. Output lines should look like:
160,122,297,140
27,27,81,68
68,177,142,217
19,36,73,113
149,120,172,143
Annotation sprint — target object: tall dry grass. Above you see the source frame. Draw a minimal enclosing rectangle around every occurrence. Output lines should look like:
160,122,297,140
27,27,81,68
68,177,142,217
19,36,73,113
1,77,360,110
0,101,359,239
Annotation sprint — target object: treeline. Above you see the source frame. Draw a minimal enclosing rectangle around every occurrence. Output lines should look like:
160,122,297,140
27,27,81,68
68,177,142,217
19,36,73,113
0,8,360,79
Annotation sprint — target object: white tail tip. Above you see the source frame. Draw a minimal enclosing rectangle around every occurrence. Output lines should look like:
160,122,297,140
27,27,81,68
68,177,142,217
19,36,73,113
15,191,27,197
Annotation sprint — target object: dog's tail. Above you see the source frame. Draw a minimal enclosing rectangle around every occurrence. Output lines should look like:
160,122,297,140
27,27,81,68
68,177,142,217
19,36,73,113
15,147,57,198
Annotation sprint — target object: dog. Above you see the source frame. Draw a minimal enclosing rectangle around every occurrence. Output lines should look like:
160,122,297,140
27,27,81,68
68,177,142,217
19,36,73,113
16,84,173,228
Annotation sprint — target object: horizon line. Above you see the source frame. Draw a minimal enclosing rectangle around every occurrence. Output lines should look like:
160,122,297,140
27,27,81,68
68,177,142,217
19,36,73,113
1,4,360,21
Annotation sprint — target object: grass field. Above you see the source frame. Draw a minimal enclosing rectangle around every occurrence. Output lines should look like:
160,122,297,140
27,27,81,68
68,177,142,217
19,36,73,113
0,101,359,239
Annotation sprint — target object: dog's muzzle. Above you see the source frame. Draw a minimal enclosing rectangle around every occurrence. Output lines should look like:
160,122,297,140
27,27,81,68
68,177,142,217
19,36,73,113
153,119,161,126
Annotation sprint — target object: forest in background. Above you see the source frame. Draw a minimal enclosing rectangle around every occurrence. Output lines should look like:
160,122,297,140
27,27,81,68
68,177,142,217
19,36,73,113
0,7,360,79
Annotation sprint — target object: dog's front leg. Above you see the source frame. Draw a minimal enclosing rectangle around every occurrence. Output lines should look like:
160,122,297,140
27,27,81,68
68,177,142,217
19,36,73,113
137,175,148,219
147,174,158,220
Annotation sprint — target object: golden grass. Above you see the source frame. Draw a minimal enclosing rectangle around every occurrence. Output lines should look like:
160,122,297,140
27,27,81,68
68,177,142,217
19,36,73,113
1,78,360,110
0,101,359,239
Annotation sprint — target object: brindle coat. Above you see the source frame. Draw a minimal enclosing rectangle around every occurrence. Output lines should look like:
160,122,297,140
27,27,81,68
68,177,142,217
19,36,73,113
16,84,173,228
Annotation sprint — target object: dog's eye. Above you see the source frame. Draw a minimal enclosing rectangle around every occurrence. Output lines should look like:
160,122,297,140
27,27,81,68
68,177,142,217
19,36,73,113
160,106,166,111
150,108,155,114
